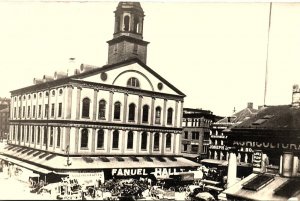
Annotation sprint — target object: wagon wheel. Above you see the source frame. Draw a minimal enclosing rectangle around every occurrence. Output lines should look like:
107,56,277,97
179,187,184,192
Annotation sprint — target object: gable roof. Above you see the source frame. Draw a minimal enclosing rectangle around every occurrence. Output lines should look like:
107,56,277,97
11,58,185,97
216,107,258,125
231,105,300,131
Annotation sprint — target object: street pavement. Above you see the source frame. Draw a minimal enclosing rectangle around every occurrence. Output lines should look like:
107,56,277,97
0,173,50,200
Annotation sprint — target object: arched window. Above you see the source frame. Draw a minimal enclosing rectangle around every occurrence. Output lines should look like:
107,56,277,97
112,130,119,149
37,127,40,144
98,100,106,119
133,15,139,33
124,15,129,31
57,127,61,147
128,103,136,121
81,129,88,148
154,133,160,151
114,102,121,120
166,133,172,149
167,108,173,125
49,127,53,147
127,77,140,88
127,131,134,149
141,132,147,150
31,126,35,143
142,105,149,123
155,107,161,124
82,98,90,118
97,129,104,149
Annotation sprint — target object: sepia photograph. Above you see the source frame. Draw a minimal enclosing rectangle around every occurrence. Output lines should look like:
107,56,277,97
0,0,300,200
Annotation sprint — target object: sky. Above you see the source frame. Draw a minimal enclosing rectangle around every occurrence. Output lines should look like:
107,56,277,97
0,1,300,116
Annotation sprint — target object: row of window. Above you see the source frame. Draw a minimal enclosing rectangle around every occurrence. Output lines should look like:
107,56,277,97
13,89,64,101
13,77,141,103
13,98,175,125
10,126,173,152
11,126,61,148
14,103,63,119
183,131,200,140
80,128,172,151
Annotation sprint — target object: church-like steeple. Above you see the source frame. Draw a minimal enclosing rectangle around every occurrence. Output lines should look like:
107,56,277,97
107,2,149,65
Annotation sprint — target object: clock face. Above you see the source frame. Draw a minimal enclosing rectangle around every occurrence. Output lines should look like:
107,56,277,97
100,72,108,81
157,82,163,90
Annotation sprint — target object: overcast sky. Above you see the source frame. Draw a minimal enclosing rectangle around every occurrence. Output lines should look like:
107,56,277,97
0,1,300,116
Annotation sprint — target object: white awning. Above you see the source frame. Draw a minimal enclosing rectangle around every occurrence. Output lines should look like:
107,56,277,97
0,154,52,174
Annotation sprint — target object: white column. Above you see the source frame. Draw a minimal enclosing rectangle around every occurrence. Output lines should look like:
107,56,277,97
227,152,237,189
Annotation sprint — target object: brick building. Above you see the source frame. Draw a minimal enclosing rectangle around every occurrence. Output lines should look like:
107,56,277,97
181,108,222,161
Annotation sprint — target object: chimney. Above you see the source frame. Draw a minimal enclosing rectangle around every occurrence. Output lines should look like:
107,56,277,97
247,102,253,109
42,75,54,83
292,84,300,107
33,78,43,85
54,71,68,80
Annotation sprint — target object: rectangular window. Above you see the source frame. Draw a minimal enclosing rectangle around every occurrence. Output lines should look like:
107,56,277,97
31,126,35,143
204,132,210,140
33,105,36,118
19,106,21,118
192,132,199,140
38,105,42,117
26,126,29,142
27,106,30,117
37,127,40,144
43,127,47,145
14,107,16,118
23,106,25,117
44,104,48,117
51,103,55,117
57,128,61,147
183,144,188,152
58,103,62,117
191,145,198,153
184,131,188,139
112,131,119,149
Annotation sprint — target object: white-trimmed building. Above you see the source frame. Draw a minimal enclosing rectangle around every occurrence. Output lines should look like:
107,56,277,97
1,2,199,183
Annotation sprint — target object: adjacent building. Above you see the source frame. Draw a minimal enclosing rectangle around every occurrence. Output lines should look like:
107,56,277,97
201,103,258,179
0,2,199,184
0,98,10,139
181,108,222,161
223,85,300,200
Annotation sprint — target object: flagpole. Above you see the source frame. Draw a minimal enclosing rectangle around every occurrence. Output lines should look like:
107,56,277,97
264,2,272,106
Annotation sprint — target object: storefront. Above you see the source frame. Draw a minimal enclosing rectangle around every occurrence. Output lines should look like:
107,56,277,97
0,145,200,185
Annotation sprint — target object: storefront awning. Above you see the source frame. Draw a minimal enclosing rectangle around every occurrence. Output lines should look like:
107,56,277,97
0,154,52,174
201,159,228,166
2,145,200,173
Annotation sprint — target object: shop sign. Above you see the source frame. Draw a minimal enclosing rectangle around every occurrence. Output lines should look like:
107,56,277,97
209,145,228,150
69,172,104,179
111,167,179,177
252,151,262,168
112,168,147,176
233,141,300,151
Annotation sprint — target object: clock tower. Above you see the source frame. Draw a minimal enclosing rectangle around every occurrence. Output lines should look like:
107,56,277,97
107,2,149,65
